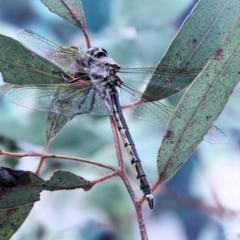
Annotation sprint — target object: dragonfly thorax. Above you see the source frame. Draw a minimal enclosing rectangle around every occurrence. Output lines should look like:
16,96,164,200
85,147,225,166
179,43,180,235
85,47,122,88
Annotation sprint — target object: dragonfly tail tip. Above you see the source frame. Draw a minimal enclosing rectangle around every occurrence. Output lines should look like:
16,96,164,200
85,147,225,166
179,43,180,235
146,194,154,209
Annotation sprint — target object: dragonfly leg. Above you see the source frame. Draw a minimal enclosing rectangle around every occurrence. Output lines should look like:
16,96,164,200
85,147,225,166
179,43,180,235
61,73,83,83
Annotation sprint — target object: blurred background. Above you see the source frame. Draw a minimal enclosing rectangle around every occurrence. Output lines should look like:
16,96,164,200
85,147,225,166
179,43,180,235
1,0,240,239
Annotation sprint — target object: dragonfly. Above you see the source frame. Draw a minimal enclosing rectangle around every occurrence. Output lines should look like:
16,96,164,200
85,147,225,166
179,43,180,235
5,29,227,209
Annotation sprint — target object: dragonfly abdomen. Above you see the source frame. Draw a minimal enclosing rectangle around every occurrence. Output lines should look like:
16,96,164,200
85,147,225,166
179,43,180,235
110,87,154,209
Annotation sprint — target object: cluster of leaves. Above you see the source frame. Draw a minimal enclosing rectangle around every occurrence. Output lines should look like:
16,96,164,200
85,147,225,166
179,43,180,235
0,0,240,239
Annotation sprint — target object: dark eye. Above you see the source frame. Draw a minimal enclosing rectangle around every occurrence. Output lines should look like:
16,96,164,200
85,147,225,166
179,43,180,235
86,47,108,58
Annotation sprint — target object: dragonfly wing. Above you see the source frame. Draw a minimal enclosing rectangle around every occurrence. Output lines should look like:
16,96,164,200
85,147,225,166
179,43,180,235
125,100,174,127
120,85,174,126
120,65,203,92
70,87,111,116
6,84,110,117
17,29,84,73
203,125,227,143
121,84,226,137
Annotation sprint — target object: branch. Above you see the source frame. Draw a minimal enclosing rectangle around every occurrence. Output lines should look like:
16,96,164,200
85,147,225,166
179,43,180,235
0,149,116,171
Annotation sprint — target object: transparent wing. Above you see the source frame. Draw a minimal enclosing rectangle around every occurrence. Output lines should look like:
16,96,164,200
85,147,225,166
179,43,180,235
124,99,174,127
18,29,203,92
203,126,227,144
120,64,203,91
6,84,110,117
17,29,86,73
119,84,174,127
120,84,226,139
6,83,174,126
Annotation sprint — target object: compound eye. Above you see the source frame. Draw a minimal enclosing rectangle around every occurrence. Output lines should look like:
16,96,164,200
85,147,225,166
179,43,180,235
99,48,108,57
86,47,108,58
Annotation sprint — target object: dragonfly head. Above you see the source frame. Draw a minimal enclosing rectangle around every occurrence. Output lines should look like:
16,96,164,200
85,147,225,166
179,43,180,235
86,47,121,71
86,47,108,59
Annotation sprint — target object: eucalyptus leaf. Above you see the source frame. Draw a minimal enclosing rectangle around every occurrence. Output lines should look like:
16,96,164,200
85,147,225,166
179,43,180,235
0,34,65,85
145,0,240,100
41,0,86,29
0,204,33,240
45,170,92,191
157,16,240,181
46,112,72,140
0,167,92,209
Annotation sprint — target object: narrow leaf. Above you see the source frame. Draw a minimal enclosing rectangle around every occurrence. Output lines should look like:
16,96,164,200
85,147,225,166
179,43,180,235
0,34,65,84
0,167,45,209
41,0,86,28
0,204,33,240
145,0,240,100
157,17,240,181
45,170,92,191
0,167,92,209
46,113,72,140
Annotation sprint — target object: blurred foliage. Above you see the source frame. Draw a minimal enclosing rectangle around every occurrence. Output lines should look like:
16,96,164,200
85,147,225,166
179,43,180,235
0,135,20,168
0,0,240,240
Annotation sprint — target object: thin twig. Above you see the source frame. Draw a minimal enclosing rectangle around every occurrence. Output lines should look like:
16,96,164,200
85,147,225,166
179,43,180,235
60,0,91,48
36,137,51,174
89,171,119,185
0,149,116,171
109,116,123,167
109,116,149,240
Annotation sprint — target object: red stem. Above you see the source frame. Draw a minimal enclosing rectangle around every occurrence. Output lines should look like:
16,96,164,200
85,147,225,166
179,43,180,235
0,149,116,171
109,116,149,240
35,137,51,175
60,0,91,48
81,27,91,48
109,116,124,167
121,99,145,110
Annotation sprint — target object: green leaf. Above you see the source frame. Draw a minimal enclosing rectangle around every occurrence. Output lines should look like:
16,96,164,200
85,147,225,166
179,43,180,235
40,0,86,29
145,0,240,100
157,16,240,181
46,113,72,140
0,167,45,209
0,167,92,209
0,135,21,152
45,170,92,191
0,34,65,84
0,204,33,240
